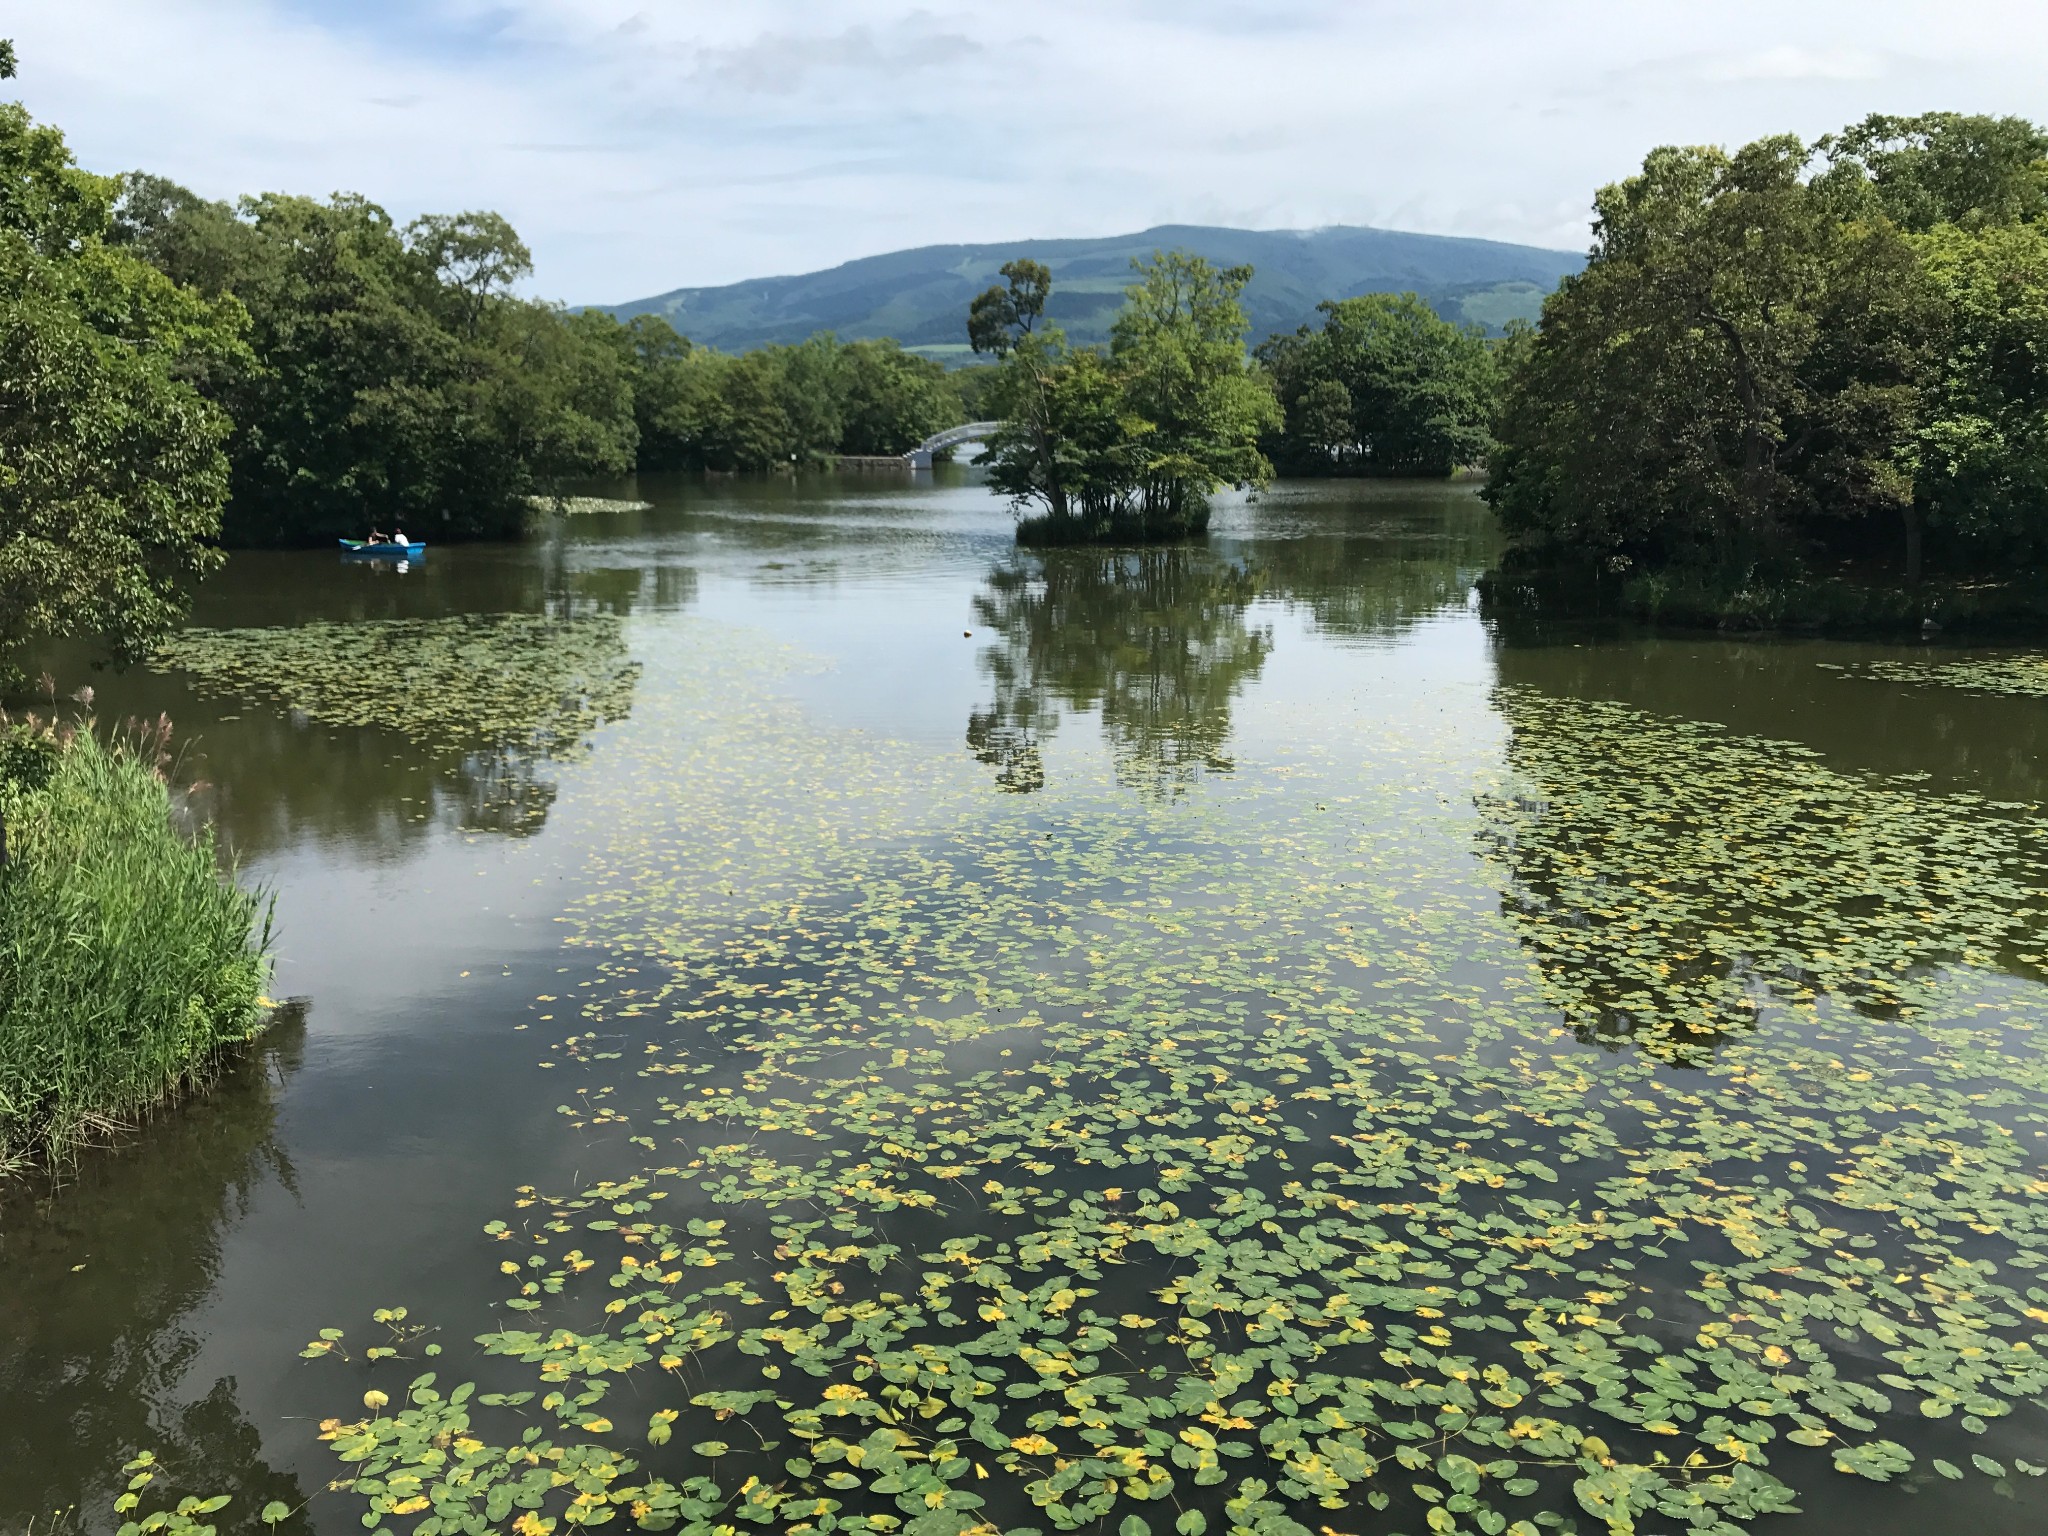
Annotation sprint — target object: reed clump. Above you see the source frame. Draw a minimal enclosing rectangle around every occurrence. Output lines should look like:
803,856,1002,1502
0,716,273,1173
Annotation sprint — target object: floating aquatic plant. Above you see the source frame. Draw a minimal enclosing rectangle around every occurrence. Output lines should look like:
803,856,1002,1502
1841,656,2048,699
305,629,2048,1536
1478,688,2048,1058
153,616,640,762
527,497,657,517
110,1452,237,1536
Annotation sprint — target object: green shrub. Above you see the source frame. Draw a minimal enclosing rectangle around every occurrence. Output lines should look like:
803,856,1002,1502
0,720,59,794
0,721,272,1169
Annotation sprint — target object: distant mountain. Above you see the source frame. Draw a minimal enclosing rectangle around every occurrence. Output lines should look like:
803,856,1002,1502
603,224,1582,360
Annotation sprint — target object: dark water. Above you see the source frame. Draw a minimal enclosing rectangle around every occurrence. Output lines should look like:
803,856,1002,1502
4,472,2046,1535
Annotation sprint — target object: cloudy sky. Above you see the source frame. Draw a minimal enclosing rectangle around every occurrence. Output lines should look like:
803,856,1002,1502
9,1,2048,303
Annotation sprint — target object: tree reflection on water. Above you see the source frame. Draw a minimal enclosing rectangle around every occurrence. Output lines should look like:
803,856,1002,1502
967,547,1273,797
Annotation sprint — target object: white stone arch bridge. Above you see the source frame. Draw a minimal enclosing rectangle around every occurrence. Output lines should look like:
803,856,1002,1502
907,421,1001,469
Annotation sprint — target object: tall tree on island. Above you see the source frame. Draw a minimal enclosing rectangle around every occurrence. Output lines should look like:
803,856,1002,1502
1109,252,1280,534
970,253,1277,544
970,260,1073,523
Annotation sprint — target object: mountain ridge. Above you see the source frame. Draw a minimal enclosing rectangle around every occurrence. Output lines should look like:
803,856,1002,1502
601,223,1584,358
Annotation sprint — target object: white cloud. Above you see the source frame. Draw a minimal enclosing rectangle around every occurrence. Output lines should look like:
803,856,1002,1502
1700,45,1887,82
7,1,2048,303
692,15,984,96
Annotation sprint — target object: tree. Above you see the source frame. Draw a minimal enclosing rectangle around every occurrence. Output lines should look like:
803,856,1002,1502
1258,293,1497,476
967,259,1051,358
603,313,702,470
210,192,506,542
1284,377,1354,466
0,103,246,675
973,260,1076,524
699,349,799,469
406,211,532,331
1,38,16,80
972,253,1277,544
109,172,257,304
952,363,1002,421
491,302,638,486
1487,134,1941,581
1913,221,2048,563
1001,348,1149,535
838,339,961,456
1817,115,2048,574
1816,112,2048,232
112,183,637,543
775,332,849,459
1109,252,1279,534
581,320,961,473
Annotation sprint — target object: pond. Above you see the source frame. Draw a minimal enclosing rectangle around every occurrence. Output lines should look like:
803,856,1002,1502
5,471,2048,1536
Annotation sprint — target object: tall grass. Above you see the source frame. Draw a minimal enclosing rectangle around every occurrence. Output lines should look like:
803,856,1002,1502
0,719,274,1172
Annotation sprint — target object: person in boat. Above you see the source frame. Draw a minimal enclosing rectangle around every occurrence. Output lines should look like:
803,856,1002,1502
391,526,409,547
365,529,389,544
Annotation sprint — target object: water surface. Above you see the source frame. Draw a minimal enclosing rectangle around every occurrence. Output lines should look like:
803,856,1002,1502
4,472,2046,1535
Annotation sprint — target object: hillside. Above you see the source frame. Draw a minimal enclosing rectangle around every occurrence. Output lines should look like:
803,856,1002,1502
603,224,1582,358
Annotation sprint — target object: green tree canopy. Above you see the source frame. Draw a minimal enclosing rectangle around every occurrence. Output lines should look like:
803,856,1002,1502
0,101,245,673
1488,131,1944,582
12,71,969,559
1258,292,1497,477
972,262,1081,525
110,180,637,544
1816,112,2048,231
838,338,961,457
407,210,531,328
1913,220,2048,557
973,252,1277,544
1110,252,1280,528
607,323,962,471
967,259,1052,358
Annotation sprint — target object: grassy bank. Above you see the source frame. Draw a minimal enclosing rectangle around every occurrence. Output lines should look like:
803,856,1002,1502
0,720,273,1172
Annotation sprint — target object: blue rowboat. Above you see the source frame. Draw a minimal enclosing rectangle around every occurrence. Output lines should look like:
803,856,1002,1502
339,539,427,558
